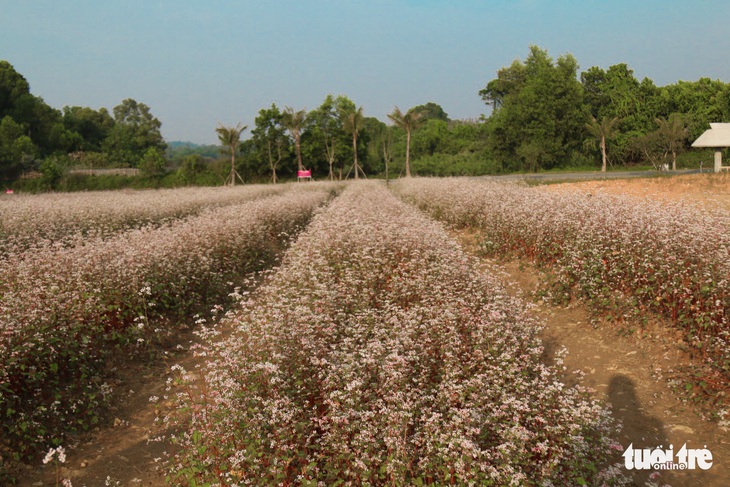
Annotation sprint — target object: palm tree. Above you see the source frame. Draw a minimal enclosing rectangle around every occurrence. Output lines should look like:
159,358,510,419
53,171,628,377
340,106,365,179
387,106,424,177
655,114,687,171
282,107,307,172
216,123,247,186
585,116,620,172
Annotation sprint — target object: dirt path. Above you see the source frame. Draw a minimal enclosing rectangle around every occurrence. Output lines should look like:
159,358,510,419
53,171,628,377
16,326,208,487
477,254,730,487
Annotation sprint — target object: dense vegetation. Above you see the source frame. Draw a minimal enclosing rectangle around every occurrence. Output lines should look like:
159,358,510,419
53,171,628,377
170,183,625,486
0,183,337,478
395,177,730,403
2,45,730,191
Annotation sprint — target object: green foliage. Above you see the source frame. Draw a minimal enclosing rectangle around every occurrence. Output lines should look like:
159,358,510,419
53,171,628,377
302,95,342,178
629,113,686,171
250,104,292,183
388,106,425,177
282,106,307,171
62,106,115,152
104,99,166,167
301,94,360,179
0,60,31,120
412,102,449,122
177,154,211,184
5,47,730,187
0,115,37,181
215,123,248,186
1,61,170,184
483,46,588,172
661,78,727,140
166,141,220,162
138,147,167,178
411,151,497,176
411,119,448,158
39,156,66,190
339,104,366,178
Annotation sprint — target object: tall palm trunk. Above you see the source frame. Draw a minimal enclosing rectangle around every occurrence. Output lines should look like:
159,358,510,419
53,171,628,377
295,134,303,172
388,106,423,178
405,129,412,177
230,146,237,185
352,133,359,180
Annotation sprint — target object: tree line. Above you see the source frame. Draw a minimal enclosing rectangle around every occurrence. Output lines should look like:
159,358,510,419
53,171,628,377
480,45,730,172
0,61,167,188
2,47,729,189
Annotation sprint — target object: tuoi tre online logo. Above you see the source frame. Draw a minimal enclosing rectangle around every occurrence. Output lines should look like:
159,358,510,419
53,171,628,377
623,443,713,471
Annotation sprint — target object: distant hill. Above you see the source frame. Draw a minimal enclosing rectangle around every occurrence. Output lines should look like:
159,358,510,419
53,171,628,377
166,141,221,161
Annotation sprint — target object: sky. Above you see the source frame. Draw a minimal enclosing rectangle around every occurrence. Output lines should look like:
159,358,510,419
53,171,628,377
2,0,730,145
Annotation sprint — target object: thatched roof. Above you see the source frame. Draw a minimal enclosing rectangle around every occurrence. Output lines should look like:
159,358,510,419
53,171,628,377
692,123,730,148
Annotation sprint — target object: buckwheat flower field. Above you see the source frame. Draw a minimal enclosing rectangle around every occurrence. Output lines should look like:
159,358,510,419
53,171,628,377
0,184,290,256
0,183,337,464
394,177,730,395
169,183,625,486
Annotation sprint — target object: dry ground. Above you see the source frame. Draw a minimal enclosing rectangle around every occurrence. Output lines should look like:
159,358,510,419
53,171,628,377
540,172,730,210
497,260,730,487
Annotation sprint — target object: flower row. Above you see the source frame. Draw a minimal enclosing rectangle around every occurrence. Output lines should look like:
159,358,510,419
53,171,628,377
0,185,334,466
169,182,623,486
0,183,295,255
393,177,730,389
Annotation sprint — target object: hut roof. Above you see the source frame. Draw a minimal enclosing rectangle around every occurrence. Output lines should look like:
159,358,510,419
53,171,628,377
692,123,730,148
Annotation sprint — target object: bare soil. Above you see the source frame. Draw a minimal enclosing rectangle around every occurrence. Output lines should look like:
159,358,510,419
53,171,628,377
540,172,730,210
496,258,730,487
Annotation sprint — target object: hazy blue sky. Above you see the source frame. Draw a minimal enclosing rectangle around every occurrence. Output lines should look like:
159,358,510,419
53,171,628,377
2,1,729,144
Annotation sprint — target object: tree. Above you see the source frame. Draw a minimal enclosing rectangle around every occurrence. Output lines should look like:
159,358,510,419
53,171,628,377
0,115,36,181
482,46,587,171
479,59,527,111
581,64,663,164
251,104,289,184
138,147,167,178
216,123,247,186
660,78,726,141
304,95,350,180
411,119,449,158
585,116,620,172
340,105,366,179
631,129,669,171
0,61,30,119
654,113,687,170
379,124,394,183
177,154,209,184
412,102,449,122
630,114,686,171
62,106,115,152
388,106,425,177
39,156,65,190
581,64,643,122
104,98,165,166
282,107,307,172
